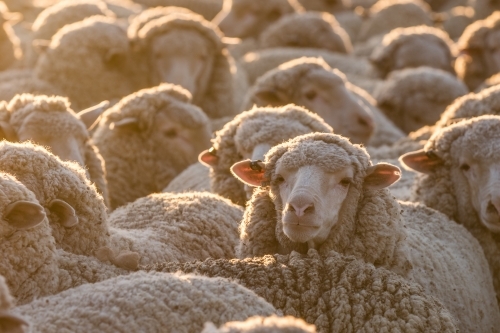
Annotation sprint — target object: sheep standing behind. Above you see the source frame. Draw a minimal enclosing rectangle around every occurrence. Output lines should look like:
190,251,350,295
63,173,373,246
202,315,316,333
0,69,63,103
133,0,223,20
0,275,28,333
230,132,500,332
0,4,22,72
15,271,276,333
401,115,500,306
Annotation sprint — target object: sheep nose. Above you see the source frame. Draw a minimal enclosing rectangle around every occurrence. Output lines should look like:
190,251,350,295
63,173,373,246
357,114,374,132
487,198,500,216
288,199,314,217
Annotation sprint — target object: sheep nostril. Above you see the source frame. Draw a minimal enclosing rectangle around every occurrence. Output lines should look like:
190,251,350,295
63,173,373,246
487,201,499,215
288,204,296,212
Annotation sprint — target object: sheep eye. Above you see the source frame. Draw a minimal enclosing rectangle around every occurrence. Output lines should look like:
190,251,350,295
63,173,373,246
304,90,317,100
339,178,352,187
460,164,470,171
274,175,285,184
164,129,178,138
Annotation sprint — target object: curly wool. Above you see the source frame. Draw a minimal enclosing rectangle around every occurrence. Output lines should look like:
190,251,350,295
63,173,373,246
375,67,468,132
370,25,456,77
92,84,210,209
108,192,243,265
0,171,126,305
410,115,500,305
210,105,332,206
259,12,352,54
145,250,457,333
16,271,275,333
202,315,317,333
357,0,433,42
130,11,238,119
35,16,135,110
0,94,109,205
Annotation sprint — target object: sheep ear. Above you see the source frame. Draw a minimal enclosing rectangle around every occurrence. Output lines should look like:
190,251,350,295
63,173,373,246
78,100,110,130
253,88,288,106
48,199,78,228
199,148,218,167
3,201,46,230
0,311,28,333
32,39,50,54
364,163,401,190
231,159,267,187
0,121,17,141
109,118,139,131
400,149,443,174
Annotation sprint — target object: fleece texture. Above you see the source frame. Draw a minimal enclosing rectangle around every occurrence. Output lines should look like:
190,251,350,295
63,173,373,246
145,250,457,333
259,12,352,54
133,0,223,20
455,12,500,90
202,315,316,333
410,115,500,306
210,105,332,206
16,271,275,333
129,11,238,119
108,192,243,265
34,16,136,110
239,132,500,332
370,25,456,77
0,171,126,305
0,94,109,205
0,69,63,103
92,84,210,209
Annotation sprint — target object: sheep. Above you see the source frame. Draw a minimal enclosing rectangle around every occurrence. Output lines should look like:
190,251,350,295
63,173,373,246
455,12,500,91
0,170,127,305
128,10,242,119
296,0,346,12
442,6,475,41
243,57,404,147
0,69,63,102
259,12,352,54
213,0,303,40
401,115,500,306
375,67,469,134
15,271,276,333
145,250,458,332
370,26,456,78
356,0,433,43
35,16,136,110
133,0,223,20
0,94,109,205
163,162,212,193
0,4,21,73
202,315,316,333
92,84,211,209
0,275,28,333
230,132,500,332
198,105,332,206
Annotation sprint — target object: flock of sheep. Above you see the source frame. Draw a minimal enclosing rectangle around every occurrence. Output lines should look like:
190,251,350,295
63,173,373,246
1,0,500,332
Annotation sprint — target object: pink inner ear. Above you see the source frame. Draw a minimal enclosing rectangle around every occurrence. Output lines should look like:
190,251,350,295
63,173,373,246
231,160,266,187
364,163,401,190
198,149,218,167
400,150,443,174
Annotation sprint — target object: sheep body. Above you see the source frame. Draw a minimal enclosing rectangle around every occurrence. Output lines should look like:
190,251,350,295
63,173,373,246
163,162,211,193
202,315,316,333
133,0,223,20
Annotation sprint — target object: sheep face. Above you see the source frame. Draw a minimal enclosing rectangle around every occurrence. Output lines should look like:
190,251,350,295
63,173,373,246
148,31,215,100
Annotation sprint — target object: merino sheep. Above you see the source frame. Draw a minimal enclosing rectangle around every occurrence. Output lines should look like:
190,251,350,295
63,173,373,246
0,170,126,305
356,0,433,43
370,26,456,78
375,67,468,133
35,16,136,110
401,115,500,306
0,4,21,72
0,69,63,103
230,132,500,332
243,57,404,147
0,94,109,205
202,315,316,333
0,275,28,333
442,6,475,41
214,0,303,40
455,12,500,91
92,84,211,209
133,0,223,20
15,271,275,333
259,12,352,54
128,10,241,119
146,250,458,332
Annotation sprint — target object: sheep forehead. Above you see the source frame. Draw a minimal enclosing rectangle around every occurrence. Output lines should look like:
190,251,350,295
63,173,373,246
15,111,88,139
451,126,500,162
151,29,213,55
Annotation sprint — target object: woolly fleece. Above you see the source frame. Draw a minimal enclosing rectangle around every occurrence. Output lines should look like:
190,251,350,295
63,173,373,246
129,11,239,119
145,250,457,333
209,105,332,206
202,315,316,333
16,271,276,333
238,132,500,332
92,84,210,209
134,0,223,20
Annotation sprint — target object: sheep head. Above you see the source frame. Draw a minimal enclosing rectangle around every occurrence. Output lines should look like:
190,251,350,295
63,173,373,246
233,133,400,249
401,115,500,233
